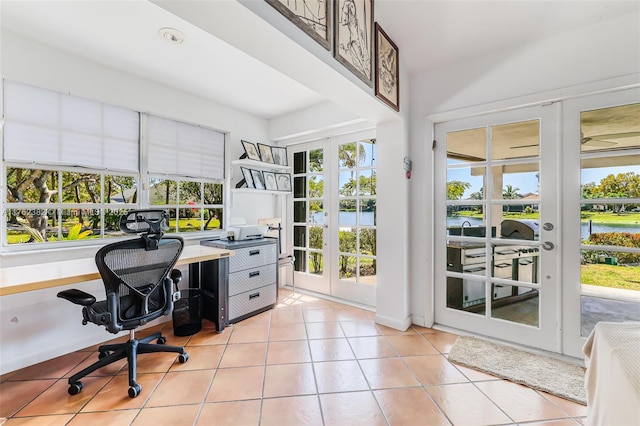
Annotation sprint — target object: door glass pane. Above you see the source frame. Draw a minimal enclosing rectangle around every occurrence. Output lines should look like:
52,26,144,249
492,243,539,284
294,249,306,272
338,171,356,196
293,151,306,174
294,201,306,223
309,225,323,249
309,175,324,198
491,284,539,327
309,201,323,224
491,120,540,160
309,149,323,172
360,199,376,226
293,177,306,198
338,142,358,168
293,225,306,247
359,139,377,167
358,170,375,195
446,127,487,163
446,277,486,314
308,252,323,275
339,200,356,225
579,102,640,336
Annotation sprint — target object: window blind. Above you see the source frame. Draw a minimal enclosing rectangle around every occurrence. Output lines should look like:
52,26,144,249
2,80,139,172
147,114,225,180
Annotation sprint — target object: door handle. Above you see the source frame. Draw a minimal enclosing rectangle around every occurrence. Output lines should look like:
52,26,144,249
541,241,555,251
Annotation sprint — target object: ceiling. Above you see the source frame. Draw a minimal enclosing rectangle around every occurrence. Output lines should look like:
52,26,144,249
1,1,638,120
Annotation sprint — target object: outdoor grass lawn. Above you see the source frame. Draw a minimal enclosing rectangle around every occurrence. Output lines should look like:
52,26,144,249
581,264,640,291
580,211,640,224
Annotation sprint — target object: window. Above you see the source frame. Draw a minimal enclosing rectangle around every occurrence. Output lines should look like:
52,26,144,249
2,81,226,249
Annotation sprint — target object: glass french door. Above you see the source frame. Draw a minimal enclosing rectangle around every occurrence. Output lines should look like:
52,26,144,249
290,131,377,307
434,105,560,352
561,88,640,358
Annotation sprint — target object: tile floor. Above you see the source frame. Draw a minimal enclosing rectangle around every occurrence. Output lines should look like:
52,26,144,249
0,289,587,425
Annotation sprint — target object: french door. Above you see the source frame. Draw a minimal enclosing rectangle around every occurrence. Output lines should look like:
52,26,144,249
434,105,560,352
289,131,377,307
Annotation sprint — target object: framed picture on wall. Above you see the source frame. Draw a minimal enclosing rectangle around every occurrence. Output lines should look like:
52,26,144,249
263,171,278,191
258,143,275,164
374,22,399,111
271,146,288,166
241,140,261,161
265,0,331,50
241,167,255,188
334,0,374,87
251,169,265,190
275,173,292,192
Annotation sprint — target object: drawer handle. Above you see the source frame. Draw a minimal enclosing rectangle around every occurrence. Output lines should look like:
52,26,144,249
249,292,260,300
249,250,260,256
249,271,260,278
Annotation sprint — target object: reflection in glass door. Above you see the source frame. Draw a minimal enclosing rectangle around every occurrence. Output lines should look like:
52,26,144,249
435,105,559,352
290,132,377,307
562,89,640,357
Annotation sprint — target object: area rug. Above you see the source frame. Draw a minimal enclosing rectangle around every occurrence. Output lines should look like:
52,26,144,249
448,336,587,405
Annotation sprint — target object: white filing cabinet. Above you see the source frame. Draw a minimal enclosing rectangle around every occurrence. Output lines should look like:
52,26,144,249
202,238,278,324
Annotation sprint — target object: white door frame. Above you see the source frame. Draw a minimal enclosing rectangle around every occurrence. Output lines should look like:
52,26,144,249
434,104,561,352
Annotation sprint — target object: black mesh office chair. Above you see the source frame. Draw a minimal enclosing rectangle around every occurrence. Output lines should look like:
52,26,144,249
57,210,189,398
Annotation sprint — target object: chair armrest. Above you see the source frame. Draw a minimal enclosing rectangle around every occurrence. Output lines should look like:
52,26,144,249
57,289,96,306
170,269,182,286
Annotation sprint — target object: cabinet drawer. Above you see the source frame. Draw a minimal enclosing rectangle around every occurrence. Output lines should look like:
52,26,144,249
230,244,277,273
229,284,277,321
229,264,276,296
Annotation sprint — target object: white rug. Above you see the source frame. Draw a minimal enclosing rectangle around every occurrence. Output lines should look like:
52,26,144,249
448,336,587,405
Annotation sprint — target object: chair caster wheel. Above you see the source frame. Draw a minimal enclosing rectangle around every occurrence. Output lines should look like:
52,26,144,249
128,384,142,398
68,381,84,395
157,337,166,344
178,353,189,363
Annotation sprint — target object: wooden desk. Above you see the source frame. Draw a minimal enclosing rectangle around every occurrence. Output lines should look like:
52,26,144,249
0,245,233,296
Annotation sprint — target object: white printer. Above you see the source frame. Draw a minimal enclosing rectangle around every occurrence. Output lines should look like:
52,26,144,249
223,224,268,241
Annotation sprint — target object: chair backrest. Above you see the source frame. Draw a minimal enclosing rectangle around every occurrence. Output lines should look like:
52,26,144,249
95,211,183,332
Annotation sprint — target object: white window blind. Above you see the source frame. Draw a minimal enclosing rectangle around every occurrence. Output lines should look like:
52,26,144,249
3,80,139,172
147,115,225,180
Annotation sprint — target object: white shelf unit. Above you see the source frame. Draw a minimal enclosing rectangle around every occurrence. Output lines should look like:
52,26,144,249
231,159,292,195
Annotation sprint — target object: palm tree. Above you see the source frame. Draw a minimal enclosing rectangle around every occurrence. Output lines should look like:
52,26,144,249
503,185,521,213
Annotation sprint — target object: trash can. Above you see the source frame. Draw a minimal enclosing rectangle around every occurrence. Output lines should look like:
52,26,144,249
172,288,202,336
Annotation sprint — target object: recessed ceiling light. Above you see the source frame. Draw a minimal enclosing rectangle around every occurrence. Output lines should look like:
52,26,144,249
158,27,185,45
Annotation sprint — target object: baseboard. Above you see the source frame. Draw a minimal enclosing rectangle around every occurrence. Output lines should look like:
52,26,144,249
375,312,412,331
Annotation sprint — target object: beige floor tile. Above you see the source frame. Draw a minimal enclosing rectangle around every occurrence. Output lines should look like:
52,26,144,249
270,309,304,325
197,400,261,426
305,322,345,339
67,409,139,425
15,377,111,417
64,354,126,378
132,404,200,426
0,379,57,418
427,382,512,425
145,370,214,407
3,414,75,425
359,358,420,389
127,351,180,375
228,324,270,343
348,336,398,359
411,324,438,334
338,319,382,337
375,387,450,426
233,310,271,327
268,323,307,341
422,331,460,353
386,334,440,356
267,340,312,364
334,308,370,321
260,395,323,426
453,364,501,382
320,391,387,426
536,391,588,418
9,352,91,381
303,308,338,322
206,366,264,402
168,344,224,371
403,354,470,385
218,343,267,368
476,380,570,423
525,420,582,425
263,363,317,397
313,360,369,393
80,373,164,412
308,338,355,362
376,324,417,335
187,329,231,346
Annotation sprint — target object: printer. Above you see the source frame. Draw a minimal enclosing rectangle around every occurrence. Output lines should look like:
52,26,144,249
223,224,268,241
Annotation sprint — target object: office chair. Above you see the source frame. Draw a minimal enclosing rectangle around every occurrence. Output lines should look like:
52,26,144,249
57,210,188,398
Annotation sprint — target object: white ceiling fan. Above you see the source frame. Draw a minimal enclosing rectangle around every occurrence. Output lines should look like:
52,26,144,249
580,131,640,147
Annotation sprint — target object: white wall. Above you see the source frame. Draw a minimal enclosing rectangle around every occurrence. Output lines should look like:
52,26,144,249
0,32,277,374
408,13,640,326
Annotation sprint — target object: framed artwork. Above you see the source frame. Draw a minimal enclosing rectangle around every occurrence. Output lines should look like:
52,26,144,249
241,167,255,188
334,0,373,87
374,22,399,112
271,146,288,166
258,143,275,164
263,171,278,190
251,169,265,190
241,140,261,161
265,0,330,50
276,173,292,192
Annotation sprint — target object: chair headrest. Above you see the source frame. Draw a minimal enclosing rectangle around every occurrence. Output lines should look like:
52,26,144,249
119,210,169,235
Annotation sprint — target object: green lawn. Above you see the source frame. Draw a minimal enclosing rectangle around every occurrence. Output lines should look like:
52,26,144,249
581,211,640,225
581,264,640,291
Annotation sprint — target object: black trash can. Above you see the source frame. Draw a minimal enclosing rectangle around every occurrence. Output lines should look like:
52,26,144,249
172,288,202,336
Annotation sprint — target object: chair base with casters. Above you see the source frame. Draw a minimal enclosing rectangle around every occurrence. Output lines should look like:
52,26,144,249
57,210,189,398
